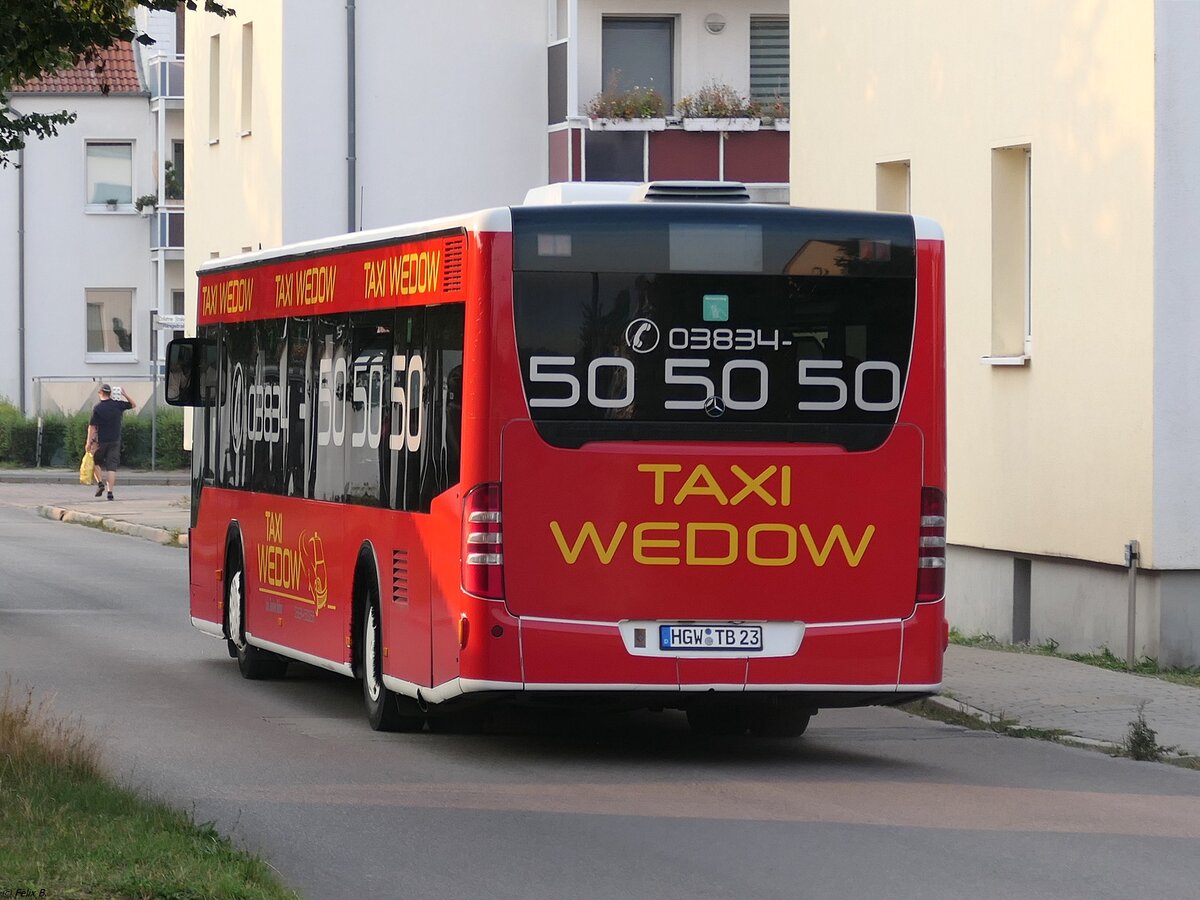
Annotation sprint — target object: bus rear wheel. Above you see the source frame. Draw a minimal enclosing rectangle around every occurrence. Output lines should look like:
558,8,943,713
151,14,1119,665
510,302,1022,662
686,703,750,737
226,553,288,680
361,596,424,733
747,702,813,738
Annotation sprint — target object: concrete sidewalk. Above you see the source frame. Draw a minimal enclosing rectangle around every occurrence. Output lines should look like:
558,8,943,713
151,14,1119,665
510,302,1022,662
2,472,1197,761
939,645,1199,760
0,472,191,546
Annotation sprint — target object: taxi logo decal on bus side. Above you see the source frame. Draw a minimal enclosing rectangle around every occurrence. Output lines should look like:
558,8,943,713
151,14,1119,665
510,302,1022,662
256,510,334,616
201,275,254,317
548,463,876,568
363,249,441,300
275,265,338,309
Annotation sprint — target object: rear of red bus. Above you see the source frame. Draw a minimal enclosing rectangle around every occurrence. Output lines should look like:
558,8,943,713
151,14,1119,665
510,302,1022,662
460,201,946,733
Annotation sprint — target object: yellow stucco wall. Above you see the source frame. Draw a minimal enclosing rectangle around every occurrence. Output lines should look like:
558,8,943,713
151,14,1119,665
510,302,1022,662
789,0,1155,565
184,0,285,331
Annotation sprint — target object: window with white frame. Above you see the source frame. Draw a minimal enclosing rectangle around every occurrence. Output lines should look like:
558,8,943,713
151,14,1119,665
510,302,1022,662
601,17,674,106
85,142,132,207
86,289,135,358
750,16,789,110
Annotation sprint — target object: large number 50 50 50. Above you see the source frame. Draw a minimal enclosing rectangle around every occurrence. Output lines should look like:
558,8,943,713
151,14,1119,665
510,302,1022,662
525,354,902,413
528,355,633,409
389,354,425,451
797,359,901,412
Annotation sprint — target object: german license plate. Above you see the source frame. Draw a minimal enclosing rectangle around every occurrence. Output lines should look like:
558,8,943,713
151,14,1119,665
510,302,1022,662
659,624,763,652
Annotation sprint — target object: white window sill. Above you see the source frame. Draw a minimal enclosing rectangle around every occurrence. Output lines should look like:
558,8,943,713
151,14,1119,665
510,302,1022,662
240,129,252,138
85,353,137,364
980,355,1030,366
85,204,136,215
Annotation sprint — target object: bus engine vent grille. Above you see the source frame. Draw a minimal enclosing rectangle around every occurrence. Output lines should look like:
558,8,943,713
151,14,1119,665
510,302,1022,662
442,237,465,292
636,181,752,203
391,549,409,604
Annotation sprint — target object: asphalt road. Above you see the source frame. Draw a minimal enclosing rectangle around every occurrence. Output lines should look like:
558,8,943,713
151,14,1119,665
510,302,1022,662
3,504,1200,900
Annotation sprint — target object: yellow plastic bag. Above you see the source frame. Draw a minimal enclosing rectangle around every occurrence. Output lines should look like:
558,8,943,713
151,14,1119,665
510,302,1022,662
79,451,95,485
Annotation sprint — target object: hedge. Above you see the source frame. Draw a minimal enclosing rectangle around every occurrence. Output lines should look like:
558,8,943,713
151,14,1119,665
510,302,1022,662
0,401,188,469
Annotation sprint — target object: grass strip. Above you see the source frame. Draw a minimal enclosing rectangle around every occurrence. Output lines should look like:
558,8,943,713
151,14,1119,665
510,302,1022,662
0,678,296,899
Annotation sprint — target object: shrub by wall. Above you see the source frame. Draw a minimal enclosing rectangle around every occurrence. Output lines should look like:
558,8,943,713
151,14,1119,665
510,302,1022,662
0,406,187,470
0,400,19,460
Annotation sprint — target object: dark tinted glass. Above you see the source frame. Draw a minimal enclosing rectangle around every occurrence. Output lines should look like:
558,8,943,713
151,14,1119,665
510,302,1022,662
203,305,464,511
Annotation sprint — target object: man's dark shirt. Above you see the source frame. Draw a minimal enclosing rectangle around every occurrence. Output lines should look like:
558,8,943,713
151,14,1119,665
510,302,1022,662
90,398,133,443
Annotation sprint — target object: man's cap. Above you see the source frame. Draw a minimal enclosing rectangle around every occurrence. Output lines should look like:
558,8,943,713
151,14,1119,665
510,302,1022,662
99,383,111,393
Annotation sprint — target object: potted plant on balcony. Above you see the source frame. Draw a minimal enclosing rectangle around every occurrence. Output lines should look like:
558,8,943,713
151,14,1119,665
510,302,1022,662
134,193,158,216
676,81,762,131
586,72,667,131
764,94,790,131
163,160,183,201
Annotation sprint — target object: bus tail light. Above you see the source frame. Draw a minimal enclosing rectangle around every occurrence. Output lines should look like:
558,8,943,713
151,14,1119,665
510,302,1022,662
463,483,504,600
917,487,946,602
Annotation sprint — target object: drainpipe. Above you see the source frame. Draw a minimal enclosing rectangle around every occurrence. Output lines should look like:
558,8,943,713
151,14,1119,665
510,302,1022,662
17,143,26,416
346,0,357,232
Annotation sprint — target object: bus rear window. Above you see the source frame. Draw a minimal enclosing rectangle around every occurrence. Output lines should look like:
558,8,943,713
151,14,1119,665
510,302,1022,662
511,206,917,451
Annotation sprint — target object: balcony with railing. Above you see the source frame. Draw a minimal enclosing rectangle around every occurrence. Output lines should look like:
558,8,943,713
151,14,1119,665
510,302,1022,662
147,53,184,107
546,13,789,194
150,206,185,255
548,118,789,189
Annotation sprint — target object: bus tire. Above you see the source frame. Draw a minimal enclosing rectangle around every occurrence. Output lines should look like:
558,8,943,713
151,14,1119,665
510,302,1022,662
361,588,424,733
686,703,749,737
226,546,288,680
748,703,812,738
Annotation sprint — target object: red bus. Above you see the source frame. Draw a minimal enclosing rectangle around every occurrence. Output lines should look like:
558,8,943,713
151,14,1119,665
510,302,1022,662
167,182,946,737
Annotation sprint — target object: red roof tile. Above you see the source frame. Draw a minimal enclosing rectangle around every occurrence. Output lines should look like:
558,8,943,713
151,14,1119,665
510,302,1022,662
13,41,144,95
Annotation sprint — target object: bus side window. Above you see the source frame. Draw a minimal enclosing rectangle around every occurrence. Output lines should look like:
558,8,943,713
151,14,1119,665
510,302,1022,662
219,322,255,491
165,337,218,407
347,312,393,508
284,319,312,499
417,304,465,510
389,310,424,512
312,316,350,503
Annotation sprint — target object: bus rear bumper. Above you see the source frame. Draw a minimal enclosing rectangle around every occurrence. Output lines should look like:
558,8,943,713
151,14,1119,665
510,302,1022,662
395,600,946,706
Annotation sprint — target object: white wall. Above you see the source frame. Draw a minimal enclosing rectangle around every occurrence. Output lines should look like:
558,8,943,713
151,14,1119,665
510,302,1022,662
184,0,285,305
135,6,180,58
187,0,548,263
947,545,1159,659
1153,0,1200,570
0,158,19,406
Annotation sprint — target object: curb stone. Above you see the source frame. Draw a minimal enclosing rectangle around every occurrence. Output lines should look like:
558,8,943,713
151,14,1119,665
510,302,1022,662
927,693,1005,724
38,505,187,548
929,693,1154,758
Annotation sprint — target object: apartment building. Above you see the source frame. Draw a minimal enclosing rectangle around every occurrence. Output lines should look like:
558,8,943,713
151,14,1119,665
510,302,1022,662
0,9,185,416
184,0,790,314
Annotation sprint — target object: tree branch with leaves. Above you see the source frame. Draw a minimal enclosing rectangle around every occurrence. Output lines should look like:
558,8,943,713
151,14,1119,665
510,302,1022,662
0,0,233,167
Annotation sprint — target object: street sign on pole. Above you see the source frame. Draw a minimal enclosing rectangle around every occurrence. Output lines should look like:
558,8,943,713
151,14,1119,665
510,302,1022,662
154,314,186,330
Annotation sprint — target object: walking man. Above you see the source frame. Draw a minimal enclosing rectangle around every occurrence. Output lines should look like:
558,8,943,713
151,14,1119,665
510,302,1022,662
86,384,136,501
